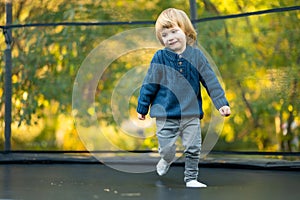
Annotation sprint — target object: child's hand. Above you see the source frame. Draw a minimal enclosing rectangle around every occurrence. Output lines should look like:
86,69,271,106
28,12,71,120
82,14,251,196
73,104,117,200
138,113,146,120
219,106,231,117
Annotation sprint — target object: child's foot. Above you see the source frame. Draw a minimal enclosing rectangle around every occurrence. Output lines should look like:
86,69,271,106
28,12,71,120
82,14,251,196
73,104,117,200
156,158,171,176
186,180,207,188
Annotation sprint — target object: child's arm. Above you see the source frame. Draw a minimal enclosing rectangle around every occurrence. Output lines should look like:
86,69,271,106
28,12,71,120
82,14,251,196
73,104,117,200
136,52,162,120
196,49,230,114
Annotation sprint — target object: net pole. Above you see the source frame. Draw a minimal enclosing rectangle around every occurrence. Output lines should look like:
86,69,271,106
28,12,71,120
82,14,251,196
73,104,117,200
189,0,198,28
4,0,13,152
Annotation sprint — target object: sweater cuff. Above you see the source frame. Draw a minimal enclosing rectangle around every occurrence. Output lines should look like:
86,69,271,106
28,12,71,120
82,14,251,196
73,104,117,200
214,98,229,110
137,104,149,115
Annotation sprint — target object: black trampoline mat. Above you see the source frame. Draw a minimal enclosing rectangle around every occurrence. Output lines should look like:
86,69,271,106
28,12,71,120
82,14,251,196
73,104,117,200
1,164,300,200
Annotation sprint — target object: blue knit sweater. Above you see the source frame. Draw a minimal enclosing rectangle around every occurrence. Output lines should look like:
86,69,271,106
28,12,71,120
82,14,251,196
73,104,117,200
137,45,229,119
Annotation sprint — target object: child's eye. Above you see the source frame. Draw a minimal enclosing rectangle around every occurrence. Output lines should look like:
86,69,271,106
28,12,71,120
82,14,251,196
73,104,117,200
161,33,167,37
171,29,178,33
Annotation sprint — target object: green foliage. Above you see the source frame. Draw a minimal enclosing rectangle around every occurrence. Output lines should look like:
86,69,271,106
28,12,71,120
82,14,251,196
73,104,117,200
0,0,299,151
197,0,300,151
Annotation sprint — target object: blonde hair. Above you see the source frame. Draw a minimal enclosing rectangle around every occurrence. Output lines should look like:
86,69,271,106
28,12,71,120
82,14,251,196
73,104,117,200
155,8,197,46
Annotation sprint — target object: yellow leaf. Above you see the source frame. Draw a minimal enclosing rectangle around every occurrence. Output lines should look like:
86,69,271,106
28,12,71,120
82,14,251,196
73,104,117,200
87,107,95,116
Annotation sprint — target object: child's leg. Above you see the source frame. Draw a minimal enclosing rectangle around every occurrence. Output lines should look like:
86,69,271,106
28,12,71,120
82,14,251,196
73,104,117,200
181,118,201,183
156,118,180,163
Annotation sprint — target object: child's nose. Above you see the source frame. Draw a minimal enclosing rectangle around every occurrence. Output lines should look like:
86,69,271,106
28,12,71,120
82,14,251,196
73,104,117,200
168,37,174,41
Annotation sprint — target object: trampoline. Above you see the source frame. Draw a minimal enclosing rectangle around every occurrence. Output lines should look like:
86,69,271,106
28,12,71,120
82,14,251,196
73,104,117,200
1,152,300,200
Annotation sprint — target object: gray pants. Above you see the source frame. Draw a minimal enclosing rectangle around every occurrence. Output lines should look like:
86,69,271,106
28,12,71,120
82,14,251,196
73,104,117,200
156,117,201,182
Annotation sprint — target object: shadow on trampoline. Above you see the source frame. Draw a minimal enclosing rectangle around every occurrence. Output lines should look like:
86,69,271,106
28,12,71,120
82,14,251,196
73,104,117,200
0,152,300,200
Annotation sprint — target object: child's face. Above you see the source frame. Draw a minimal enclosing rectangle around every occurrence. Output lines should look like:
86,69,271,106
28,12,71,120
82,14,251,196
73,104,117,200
160,26,187,54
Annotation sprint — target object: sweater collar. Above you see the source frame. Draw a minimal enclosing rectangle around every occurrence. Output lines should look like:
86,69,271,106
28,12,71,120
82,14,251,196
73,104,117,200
164,45,193,61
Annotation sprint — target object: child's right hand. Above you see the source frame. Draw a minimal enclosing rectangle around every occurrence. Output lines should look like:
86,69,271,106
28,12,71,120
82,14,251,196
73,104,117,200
138,113,146,120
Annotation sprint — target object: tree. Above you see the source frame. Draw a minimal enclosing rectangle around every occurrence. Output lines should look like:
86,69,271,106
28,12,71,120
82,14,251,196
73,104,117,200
0,0,299,151
0,0,188,150
197,0,300,151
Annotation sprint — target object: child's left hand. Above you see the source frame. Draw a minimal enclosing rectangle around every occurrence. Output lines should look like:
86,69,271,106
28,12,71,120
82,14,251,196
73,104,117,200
219,106,231,117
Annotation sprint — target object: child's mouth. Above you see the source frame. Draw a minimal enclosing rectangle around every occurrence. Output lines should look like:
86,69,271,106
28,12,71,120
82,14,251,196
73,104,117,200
169,41,177,46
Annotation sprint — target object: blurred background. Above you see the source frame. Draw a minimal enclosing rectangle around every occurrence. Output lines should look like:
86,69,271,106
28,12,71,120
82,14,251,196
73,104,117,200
0,0,299,154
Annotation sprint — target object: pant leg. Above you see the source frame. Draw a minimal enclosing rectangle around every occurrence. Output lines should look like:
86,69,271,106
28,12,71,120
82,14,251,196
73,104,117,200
156,118,180,163
180,118,201,182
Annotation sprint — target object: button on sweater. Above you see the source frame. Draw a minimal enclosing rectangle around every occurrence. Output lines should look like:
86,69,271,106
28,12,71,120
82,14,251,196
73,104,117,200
137,45,229,119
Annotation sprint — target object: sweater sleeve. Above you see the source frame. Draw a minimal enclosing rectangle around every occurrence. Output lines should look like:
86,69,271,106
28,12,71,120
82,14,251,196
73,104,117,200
197,50,229,110
136,53,162,115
